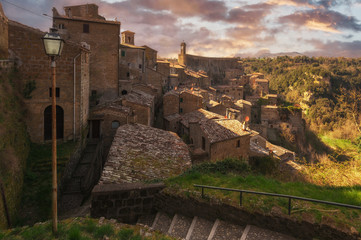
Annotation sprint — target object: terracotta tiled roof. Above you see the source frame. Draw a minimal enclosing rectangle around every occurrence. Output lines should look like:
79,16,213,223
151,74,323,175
99,124,191,184
124,90,154,107
120,43,145,49
180,109,223,128
200,119,251,143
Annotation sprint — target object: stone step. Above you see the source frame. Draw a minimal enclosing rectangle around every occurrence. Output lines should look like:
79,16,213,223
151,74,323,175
169,214,193,239
152,212,174,233
189,217,214,240
137,214,156,228
212,220,244,240
243,225,296,240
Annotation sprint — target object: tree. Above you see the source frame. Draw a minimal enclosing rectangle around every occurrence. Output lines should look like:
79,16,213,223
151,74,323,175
338,87,361,134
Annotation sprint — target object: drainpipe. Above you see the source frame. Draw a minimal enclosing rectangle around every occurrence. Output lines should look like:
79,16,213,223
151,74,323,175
73,53,81,141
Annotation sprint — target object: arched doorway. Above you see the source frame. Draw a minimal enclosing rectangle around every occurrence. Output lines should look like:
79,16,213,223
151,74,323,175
44,105,64,140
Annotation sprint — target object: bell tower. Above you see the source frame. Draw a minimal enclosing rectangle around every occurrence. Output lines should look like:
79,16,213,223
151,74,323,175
178,41,187,66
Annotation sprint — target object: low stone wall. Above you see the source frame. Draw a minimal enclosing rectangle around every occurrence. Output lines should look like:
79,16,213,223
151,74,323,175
154,191,360,240
91,182,165,223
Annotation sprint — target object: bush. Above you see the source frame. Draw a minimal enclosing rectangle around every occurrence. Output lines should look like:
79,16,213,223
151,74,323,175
118,228,134,240
94,224,114,239
188,158,250,175
249,156,279,175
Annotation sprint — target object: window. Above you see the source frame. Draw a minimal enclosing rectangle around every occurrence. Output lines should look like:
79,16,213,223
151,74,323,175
121,90,128,95
139,64,142,69
202,137,206,150
49,88,60,97
83,24,89,33
236,140,240,148
127,72,130,77
111,121,120,129
180,98,183,102
91,90,97,96
58,24,65,29
180,108,183,113
121,50,126,57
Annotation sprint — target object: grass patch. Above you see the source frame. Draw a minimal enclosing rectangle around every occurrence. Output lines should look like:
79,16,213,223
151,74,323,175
0,218,175,240
14,141,77,226
166,159,361,232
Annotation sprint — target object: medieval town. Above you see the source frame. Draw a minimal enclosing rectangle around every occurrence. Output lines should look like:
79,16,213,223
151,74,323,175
1,2,360,240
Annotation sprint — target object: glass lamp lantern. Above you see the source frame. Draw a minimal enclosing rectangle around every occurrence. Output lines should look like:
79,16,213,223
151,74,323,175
42,30,64,57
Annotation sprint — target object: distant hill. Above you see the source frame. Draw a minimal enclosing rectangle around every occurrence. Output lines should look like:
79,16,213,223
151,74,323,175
254,51,305,58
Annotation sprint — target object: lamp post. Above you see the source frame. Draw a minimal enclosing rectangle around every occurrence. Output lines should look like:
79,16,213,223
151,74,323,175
42,28,64,234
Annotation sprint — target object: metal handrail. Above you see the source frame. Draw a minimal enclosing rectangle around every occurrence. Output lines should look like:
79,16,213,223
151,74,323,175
194,184,361,215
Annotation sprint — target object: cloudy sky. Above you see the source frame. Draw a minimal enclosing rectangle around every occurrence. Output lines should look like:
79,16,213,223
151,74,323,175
2,0,361,58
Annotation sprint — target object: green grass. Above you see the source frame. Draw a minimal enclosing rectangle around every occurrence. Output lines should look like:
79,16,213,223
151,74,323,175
14,141,77,226
0,218,175,240
320,135,361,161
166,159,361,231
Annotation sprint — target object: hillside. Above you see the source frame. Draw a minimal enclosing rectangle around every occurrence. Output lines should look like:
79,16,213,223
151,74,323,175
242,56,361,138
0,68,30,229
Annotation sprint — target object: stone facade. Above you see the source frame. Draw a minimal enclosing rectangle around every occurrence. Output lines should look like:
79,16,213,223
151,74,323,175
143,45,157,69
122,90,155,126
210,85,243,101
91,182,165,223
119,44,145,83
178,42,242,84
8,20,90,142
163,90,203,117
189,118,251,161
53,4,120,101
0,2,8,59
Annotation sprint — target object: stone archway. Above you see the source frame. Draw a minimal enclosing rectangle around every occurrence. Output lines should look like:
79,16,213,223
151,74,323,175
44,105,64,140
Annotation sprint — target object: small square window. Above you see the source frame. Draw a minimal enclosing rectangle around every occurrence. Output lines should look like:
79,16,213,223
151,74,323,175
111,121,120,129
180,108,183,113
91,90,97,96
59,24,65,29
49,88,60,98
180,98,183,102
83,24,89,33
121,50,126,57
236,140,240,148
127,72,130,77
139,64,142,69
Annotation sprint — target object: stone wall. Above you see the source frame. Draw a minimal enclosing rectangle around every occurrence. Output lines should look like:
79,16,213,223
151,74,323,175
91,183,165,223
181,54,241,84
122,100,151,126
0,3,8,59
8,20,90,142
163,93,179,116
54,13,120,101
179,92,202,114
261,106,279,123
155,192,359,240
210,136,250,161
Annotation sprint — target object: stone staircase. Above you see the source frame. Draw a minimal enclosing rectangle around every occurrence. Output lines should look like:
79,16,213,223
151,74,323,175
59,141,99,213
137,212,296,240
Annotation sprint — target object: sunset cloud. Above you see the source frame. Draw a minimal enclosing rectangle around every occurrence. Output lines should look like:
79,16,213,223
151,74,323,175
279,10,361,32
2,0,361,57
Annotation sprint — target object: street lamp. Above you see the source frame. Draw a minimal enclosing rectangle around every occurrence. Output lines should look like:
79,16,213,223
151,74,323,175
42,28,64,234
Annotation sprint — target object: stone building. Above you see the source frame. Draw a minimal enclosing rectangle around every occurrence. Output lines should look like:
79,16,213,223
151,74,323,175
119,30,145,85
0,2,8,59
188,118,251,162
8,20,90,143
53,4,120,101
89,99,135,140
99,123,191,184
178,42,242,84
163,89,203,117
122,90,155,126
209,85,243,101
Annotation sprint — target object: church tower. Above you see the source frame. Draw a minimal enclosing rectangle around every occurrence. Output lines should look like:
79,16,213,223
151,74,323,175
178,41,186,66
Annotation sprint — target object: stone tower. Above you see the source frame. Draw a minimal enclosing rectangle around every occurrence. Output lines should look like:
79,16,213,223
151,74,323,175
178,41,186,66
0,2,8,59
121,30,135,45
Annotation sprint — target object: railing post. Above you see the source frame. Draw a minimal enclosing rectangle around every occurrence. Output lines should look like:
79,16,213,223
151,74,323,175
288,198,292,215
240,191,243,206
201,187,204,198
